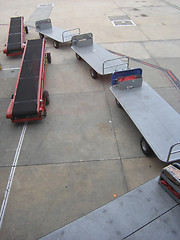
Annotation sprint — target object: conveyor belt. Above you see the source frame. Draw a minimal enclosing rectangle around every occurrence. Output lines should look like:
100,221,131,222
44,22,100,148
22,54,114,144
6,17,23,55
12,39,43,117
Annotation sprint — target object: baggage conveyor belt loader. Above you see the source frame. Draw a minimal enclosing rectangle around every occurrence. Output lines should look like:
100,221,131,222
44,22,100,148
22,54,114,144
6,39,51,123
3,16,28,56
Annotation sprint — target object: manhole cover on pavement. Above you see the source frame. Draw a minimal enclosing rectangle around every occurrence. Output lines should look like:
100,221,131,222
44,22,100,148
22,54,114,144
109,15,136,26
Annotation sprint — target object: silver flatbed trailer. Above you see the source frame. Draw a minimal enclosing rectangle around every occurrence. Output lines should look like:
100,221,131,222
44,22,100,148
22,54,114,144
71,33,129,79
35,19,80,48
110,68,180,162
26,4,54,28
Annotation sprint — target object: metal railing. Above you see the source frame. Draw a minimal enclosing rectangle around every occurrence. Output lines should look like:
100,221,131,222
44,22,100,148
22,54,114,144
102,57,129,75
167,142,180,162
62,28,81,42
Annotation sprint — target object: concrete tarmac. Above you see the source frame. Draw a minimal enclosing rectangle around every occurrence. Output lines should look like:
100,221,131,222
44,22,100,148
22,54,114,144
0,1,180,239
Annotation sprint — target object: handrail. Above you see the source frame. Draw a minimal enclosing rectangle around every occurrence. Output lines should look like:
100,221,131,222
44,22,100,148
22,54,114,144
102,57,129,74
167,142,180,162
62,28,81,42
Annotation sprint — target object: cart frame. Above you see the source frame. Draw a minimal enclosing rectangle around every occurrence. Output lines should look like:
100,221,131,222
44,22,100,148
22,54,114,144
35,18,80,48
110,68,180,162
71,33,129,79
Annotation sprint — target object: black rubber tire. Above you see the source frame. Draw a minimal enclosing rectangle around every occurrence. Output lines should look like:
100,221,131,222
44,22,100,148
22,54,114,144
42,110,47,119
25,26,28,34
90,68,98,79
76,53,82,61
53,40,59,49
43,90,49,105
11,94,14,99
115,98,122,108
39,33,44,39
46,53,51,64
140,137,153,157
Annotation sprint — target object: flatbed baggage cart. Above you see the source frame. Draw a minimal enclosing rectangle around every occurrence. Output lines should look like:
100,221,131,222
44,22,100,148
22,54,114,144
71,33,129,79
110,68,180,162
35,18,80,49
6,39,51,123
26,4,54,28
3,16,28,56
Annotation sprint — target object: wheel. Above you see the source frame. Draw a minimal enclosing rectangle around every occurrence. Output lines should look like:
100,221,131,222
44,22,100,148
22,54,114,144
43,90,49,105
53,40,59,49
90,68,98,79
11,94,14,99
25,26,28,34
76,53,82,61
46,53,51,64
42,110,47,119
39,33,44,39
115,98,122,108
140,137,153,157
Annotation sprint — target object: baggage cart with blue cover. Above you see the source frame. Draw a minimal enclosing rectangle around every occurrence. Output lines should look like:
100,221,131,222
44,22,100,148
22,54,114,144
110,68,180,162
71,33,129,79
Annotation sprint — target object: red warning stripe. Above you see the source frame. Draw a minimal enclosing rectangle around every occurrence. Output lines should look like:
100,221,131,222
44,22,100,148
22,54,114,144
140,62,159,69
167,70,177,82
107,49,180,89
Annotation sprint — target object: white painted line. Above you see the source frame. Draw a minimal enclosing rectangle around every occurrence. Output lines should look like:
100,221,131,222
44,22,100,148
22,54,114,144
2,67,20,71
0,122,27,230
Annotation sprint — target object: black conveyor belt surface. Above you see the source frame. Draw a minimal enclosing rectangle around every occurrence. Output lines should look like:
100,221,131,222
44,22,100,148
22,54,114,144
12,39,43,117
7,17,22,54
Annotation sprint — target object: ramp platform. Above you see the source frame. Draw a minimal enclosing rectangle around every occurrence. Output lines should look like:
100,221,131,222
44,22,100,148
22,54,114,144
39,177,180,240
